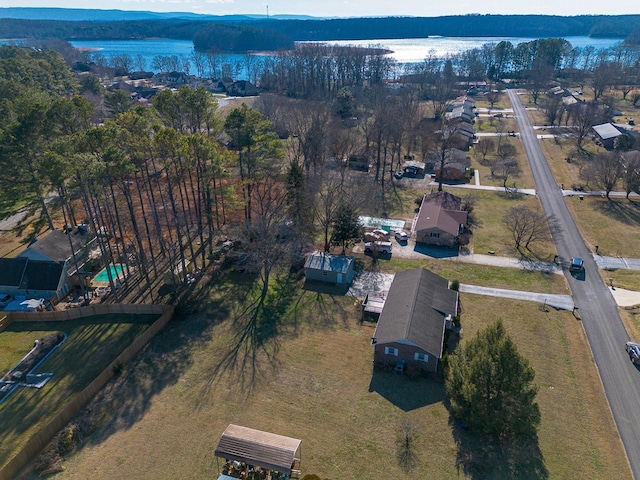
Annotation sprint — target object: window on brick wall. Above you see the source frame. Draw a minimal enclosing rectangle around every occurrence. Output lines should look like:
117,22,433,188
385,347,398,356
414,352,428,362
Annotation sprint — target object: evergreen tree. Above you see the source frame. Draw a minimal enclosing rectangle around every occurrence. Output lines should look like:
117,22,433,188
446,320,540,441
330,201,361,254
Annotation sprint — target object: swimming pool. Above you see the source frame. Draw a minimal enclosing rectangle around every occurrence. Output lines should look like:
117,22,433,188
93,264,126,284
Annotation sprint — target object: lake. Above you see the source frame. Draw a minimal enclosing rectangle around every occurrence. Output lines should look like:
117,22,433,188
68,36,623,73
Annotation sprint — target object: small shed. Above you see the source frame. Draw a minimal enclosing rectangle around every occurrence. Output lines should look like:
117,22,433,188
592,123,623,149
214,424,301,475
304,252,355,285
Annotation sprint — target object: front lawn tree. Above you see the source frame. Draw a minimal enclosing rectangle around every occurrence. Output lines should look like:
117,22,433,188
446,320,541,441
503,206,548,254
586,151,624,199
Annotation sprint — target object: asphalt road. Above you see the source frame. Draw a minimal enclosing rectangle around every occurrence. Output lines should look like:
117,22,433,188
509,89,640,479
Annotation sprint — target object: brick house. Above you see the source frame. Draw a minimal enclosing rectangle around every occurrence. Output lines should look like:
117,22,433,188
372,268,458,374
413,191,468,247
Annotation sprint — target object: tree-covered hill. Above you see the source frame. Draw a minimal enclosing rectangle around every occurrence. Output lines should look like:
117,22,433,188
0,14,639,53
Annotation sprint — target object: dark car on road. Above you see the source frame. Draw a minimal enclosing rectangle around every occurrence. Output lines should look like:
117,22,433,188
626,342,640,365
569,257,584,273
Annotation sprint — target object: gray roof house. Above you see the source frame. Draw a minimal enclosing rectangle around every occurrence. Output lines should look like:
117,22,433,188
304,252,355,285
18,229,89,265
372,268,458,374
0,257,70,301
592,123,623,148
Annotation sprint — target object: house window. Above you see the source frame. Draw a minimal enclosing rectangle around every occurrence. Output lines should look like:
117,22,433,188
430,232,440,238
414,352,428,362
385,347,398,356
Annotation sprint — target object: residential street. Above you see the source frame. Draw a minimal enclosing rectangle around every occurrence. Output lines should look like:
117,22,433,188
508,88,640,479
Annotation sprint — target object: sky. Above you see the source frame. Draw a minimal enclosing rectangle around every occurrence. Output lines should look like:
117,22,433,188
2,0,639,17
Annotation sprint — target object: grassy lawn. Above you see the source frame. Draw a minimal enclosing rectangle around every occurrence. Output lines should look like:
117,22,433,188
540,137,607,190
474,117,518,133
0,314,157,468
620,304,640,344
47,274,626,479
467,190,555,259
564,195,640,258
373,186,557,261
381,258,568,295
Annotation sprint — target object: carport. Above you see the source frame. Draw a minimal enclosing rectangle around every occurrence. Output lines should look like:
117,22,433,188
214,424,301,478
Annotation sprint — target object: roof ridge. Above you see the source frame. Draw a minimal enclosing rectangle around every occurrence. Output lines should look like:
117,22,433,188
405,268,424,339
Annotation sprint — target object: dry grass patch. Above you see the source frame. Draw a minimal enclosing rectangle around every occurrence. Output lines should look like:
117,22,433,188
474,117,518,133
467,190,555,259
47,280,626,479
564,195,640,258
0,315,156,469
620,305,640,343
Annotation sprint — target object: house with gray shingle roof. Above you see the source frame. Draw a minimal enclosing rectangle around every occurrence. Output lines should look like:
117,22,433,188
372,268,458,373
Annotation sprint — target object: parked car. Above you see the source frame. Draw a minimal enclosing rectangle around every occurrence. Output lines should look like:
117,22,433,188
569,257,584,273
364,241,392,255
625,341,640,365
371,228,390,239
493,113,504,118
394,230,408,243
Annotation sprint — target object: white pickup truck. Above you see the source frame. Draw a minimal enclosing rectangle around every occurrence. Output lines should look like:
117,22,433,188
364,241,392,255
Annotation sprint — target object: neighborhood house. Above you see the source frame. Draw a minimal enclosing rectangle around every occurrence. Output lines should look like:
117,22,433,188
372,268,459,373
413,191,468,247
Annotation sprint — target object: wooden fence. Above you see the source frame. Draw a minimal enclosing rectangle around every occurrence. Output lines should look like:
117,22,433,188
0,304,174,480
0,315,11,333
5,303,166,323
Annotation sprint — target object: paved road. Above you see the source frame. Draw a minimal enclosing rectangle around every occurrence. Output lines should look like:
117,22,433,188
509,88,640,479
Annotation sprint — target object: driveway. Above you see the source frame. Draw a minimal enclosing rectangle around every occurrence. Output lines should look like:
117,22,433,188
348,269,573,310
508,88,640,479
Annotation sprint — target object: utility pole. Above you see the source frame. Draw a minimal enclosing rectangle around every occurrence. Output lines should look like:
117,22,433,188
266,5,269,18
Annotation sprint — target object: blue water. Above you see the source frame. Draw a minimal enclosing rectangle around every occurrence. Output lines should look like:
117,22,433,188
67,36,622,73
94,264,126,283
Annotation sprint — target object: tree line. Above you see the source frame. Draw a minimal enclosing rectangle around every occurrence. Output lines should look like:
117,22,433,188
2,14,640,53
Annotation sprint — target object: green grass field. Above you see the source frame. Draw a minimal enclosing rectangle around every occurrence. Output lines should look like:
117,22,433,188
0,314,157,468
43,272,628,479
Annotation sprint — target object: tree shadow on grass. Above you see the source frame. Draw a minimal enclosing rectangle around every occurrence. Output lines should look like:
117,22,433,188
196,272,302,406
593,198,640,227
448,415,548,479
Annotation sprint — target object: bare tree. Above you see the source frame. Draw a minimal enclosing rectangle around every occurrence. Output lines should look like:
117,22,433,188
541,93,565,126
586,151,624,199
503,206,549,254
492,158,520,192
622,151,640,199
475,137,495,162
567,101,608,150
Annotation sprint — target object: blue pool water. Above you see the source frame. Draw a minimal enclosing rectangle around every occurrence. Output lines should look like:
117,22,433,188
94,264,126,283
